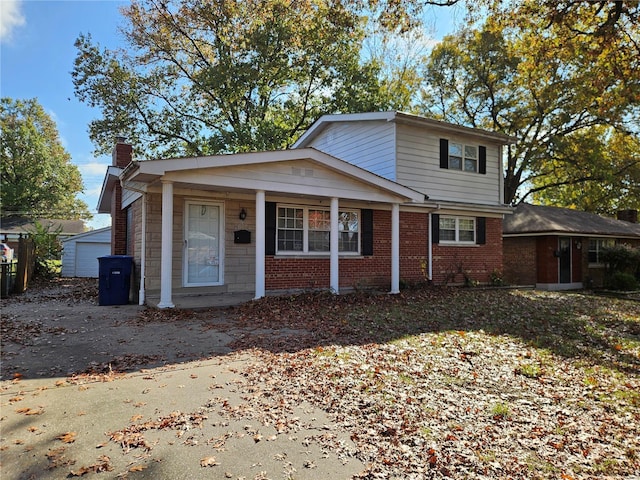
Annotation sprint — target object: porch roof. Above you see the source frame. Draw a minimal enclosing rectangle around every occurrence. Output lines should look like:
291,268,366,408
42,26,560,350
117,147,426,205
503,203,640,239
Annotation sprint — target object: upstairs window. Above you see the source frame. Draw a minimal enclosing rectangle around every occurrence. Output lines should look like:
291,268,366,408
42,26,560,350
440,139,486,174
449,143,478,172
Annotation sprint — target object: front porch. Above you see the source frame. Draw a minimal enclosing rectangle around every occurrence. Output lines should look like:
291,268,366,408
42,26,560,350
145,290,255,309
117,149,425,309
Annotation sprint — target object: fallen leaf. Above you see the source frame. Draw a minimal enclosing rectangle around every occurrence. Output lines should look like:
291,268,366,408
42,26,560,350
200,456,219,467
15,407,44,416
57,432,77,443
129,465,147,472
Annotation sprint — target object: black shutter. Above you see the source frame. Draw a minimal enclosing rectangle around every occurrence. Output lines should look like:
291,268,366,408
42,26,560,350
479,146,487,174
431,213,440,244
265,202,276,255
361,209,373,256
476,217,486,245
439,139,449,169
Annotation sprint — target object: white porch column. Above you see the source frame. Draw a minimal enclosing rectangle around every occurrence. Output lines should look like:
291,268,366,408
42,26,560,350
390,203,400,294
158,180,175,308
255,190,266,299
330,197,339,294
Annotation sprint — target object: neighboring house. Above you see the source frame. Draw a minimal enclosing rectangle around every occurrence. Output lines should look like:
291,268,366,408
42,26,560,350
503,203,640,290
61,227,112,278
98,111,515,308
0,217,86,257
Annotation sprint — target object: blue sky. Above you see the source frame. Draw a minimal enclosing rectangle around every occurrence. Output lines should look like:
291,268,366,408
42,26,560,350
1,0,128,229
1,0,459,230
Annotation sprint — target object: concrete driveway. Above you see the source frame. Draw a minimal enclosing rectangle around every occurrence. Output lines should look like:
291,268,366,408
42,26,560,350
0,279,364,479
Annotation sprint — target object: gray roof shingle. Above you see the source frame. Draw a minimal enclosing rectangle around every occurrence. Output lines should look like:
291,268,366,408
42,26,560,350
503,203,640,238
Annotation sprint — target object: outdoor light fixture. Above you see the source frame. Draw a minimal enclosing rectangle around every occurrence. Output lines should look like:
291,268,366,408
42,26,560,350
239,208,247,220
575,240,582,250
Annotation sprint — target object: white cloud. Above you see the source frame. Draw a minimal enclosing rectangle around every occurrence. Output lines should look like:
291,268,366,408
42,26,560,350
0,0,26,43
79,161,110,177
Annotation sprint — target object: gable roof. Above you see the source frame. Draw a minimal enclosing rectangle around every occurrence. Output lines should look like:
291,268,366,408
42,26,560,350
0,217,86,236
61,226,111,244
112,147,426,205
97,166,123,214
503,203,640,239
292,111,518,148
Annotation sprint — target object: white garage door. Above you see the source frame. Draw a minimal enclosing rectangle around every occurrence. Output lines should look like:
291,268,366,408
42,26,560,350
75,242,111,277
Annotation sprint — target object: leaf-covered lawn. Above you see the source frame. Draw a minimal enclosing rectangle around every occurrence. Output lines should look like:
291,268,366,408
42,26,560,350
232,288,640,479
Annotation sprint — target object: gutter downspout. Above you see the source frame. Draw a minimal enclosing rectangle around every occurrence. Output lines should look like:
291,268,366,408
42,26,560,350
428,212,433,282
139,194,146,305
427,203,441,282
120,180,147,306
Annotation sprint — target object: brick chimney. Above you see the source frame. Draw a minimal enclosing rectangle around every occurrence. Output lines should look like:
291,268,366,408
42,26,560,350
111,137,133,255
617,209,638,224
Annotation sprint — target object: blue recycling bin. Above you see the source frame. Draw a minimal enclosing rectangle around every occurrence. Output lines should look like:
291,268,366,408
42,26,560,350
98,255,133,306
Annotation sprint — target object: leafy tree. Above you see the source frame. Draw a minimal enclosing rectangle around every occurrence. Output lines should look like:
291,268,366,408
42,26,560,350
0,98,91,220
72,0,390,158
420,5,639,210
532,127,640,214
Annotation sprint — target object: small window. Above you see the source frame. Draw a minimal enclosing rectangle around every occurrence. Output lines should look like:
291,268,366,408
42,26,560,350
308,209,331,252
439,216,476,244
277,207,304,251
449,143,478,172
588,239,614,264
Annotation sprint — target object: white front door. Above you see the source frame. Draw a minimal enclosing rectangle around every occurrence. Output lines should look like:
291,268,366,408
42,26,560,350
184,201,224,286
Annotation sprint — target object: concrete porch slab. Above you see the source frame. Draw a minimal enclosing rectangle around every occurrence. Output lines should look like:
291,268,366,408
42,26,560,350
145,291,256,309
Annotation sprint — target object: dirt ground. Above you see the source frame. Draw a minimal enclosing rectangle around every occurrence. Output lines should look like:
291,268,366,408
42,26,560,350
0,278,365,479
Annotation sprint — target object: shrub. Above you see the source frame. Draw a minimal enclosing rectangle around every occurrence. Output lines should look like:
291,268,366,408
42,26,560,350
490,269,505,286
28,221,63,279
606,272,639,291
601,244,640,276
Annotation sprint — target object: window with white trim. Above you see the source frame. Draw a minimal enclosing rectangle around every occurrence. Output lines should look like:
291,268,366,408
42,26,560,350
449,143,478,172
277,205,359,254
439,216,476,244
588,238,614,264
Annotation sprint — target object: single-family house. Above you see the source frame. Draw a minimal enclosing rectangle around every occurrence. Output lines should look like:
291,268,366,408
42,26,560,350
503,203,640,290
98,111,515,307
0,217,86,258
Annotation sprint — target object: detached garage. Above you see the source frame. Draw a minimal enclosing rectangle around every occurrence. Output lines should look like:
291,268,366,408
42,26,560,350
61,227,111,278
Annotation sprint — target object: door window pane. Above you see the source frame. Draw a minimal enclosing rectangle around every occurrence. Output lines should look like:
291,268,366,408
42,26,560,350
186,203,220,285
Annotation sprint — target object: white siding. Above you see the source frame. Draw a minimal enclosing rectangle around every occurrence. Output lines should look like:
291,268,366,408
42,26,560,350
61,227,112,277
122,182,144,208
165,159,404,203
304,121,397,181
396,124,503,205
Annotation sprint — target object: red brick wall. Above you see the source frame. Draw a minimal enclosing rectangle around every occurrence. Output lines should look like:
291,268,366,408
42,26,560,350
431,217,503,285
111,141,132,255
265,210,500,290
503,237,537,285
110,184,127,255
265,210,431,290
